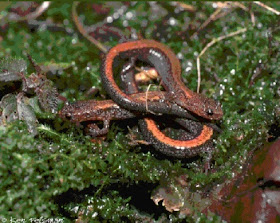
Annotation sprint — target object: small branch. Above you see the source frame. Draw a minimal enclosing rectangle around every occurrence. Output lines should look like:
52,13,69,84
72,2,108,53
230,2,255,26
24,2,51,21
7,2,51,22
212,8,234,21
174,2,196,12
231,2,248,11
249,9,256,26
191,7,222,39
196,28,247,93
254,1,280,15
145,84,156,114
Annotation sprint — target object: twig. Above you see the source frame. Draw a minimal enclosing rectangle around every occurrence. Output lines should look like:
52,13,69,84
191,2,235,39
196,28,247,93
230,2,255,26
231,2,248,11
191,7,222,39
72,2,147,81
211,7,234,22
254,1,280,15
174,2,196,12
72,2,108,53
191,2,256,39
7,2,51,22
145,84,156,114
24,2,51,21
249,7,256,26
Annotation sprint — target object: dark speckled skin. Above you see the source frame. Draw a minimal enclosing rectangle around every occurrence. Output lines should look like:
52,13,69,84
61,40,219,157
59,91,197,124
101,40,223,120
120,57,214,159
59,99,135,123
138,118,213,158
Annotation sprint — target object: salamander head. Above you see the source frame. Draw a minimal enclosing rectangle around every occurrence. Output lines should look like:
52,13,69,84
174,92,223,120
58,102,79,121
59,100,98,122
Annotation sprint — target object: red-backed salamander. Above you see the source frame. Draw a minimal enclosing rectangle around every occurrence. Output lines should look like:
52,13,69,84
59,95,214,158
120,60,214,158
101,39,223,120
59,90,198,137
138,117,213,158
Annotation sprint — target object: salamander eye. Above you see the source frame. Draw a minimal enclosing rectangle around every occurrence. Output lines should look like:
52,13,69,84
207,108,213,116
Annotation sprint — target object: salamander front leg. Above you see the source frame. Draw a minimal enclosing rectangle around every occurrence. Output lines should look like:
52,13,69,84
86,120,110,137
